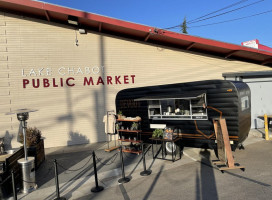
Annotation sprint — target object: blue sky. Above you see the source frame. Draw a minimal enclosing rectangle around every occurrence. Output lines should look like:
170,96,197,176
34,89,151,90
39,0,272,47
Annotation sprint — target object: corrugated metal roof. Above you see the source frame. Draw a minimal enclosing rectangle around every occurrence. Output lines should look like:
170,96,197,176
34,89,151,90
1,0,272,66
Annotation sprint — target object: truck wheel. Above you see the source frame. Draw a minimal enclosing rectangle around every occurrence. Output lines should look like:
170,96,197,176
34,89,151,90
165,142,177,154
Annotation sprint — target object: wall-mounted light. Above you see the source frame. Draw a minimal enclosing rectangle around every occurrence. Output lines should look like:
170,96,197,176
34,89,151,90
79,29,86,34
68,15,78,25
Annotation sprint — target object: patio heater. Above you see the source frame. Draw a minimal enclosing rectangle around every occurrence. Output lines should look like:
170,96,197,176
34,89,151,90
6,109,38,193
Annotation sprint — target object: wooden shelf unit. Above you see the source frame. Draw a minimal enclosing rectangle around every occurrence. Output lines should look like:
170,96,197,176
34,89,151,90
118,139,142,143
118,148,142,155
118,130,142,133
117,118,142,154
117,119,141,122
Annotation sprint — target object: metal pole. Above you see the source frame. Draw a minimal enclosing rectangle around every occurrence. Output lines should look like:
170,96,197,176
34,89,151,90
22,121,28,161
120,147,125,179
140,144,152,176
142,146,147,171
11,170,17,200
54,160,60,198
264,114,269,140
118,146,130,183
91,151,104,193
115,135,117,147
107,135,110,149
54,159,66,200
172,141,174,162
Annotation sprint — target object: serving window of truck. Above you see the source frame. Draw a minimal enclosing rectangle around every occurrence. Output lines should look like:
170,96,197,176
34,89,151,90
135,91,208,120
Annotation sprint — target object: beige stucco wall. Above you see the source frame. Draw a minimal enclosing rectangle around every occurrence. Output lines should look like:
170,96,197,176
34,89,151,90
0,11,271,148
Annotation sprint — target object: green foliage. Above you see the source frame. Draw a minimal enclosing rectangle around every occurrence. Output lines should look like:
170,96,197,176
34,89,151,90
131,122,138,130
152,129,163,138
19,127,42,147
117,110,123,115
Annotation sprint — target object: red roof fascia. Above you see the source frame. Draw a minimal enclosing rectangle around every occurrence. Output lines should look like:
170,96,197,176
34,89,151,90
44,2,146,30
0,0,150,32
1,0,272,62
258,44,272,52
161,30,272,56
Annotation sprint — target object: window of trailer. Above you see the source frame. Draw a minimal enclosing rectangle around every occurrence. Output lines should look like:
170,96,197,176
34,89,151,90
136,92,208,120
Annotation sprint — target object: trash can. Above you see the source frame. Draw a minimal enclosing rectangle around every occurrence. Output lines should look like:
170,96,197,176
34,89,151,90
17,157,37,193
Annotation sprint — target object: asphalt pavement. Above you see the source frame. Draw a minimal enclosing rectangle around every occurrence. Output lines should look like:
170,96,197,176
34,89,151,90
7,129,272,200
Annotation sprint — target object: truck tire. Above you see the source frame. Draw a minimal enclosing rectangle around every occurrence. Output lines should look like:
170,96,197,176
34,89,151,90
165,142,177,154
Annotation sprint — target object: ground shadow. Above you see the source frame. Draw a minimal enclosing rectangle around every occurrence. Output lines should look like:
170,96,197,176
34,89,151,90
197,149,218,200
142,165,164,200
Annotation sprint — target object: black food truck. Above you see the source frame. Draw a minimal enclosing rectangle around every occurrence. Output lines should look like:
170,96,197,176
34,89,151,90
115,80,251,153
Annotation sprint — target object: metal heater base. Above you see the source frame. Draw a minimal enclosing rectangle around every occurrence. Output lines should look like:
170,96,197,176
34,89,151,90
18,157,37,194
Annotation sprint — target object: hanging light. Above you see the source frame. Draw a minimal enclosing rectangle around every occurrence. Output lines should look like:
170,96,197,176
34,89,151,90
68,15,78,25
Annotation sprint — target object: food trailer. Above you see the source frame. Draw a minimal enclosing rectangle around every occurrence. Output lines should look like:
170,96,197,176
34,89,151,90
115,80,251,152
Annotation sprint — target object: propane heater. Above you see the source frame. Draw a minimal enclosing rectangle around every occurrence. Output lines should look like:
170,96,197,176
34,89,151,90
6,108,38,193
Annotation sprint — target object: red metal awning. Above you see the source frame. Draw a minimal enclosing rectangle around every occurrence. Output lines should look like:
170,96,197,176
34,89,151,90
1,0,272,66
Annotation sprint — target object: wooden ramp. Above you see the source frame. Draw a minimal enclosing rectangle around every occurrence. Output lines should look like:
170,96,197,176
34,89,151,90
212,118,245,172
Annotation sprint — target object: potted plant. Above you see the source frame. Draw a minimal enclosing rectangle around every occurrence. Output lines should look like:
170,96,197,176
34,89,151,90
152,129,163,138
131,122,138,130
117,110,123,119
19,127,45,169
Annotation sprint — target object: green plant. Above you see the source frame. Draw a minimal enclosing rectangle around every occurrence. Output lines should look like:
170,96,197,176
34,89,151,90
152,129,163,138
131,122,138,130
117,110,123,115
19,127,42,147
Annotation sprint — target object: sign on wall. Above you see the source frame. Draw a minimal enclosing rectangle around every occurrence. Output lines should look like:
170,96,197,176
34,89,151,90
21,66,136,88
